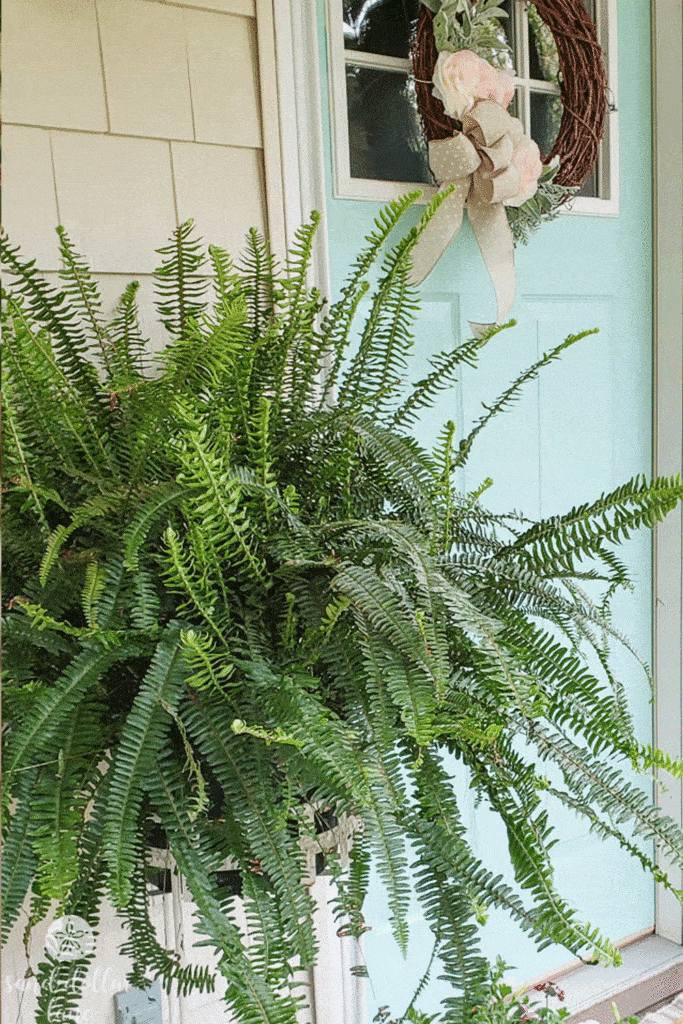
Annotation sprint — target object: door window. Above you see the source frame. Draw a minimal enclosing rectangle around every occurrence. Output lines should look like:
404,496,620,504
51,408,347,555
327,0,618,214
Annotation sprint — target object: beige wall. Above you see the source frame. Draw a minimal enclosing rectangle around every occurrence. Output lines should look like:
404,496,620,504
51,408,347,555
3,0,268,350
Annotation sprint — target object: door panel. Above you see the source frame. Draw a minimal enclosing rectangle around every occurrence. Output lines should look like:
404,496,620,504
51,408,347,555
315,0,655,1013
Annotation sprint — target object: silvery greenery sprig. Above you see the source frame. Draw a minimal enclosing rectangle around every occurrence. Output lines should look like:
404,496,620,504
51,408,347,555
421,0,513,69
506,161,579,246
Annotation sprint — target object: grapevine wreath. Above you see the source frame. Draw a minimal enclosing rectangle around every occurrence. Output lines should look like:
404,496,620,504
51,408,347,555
408,0,608,329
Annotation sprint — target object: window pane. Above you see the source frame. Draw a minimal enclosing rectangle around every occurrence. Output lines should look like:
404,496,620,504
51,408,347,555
343,0,421,59
492,0,516,73
528,4,560,82
530,94,600,198
497,0,515,48
530,90,563,157
578,167,599,198
346,65,432,183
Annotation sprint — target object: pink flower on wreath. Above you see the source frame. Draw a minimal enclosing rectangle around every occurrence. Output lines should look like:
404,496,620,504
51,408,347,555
504,137,544,207
432,50,516,120
488,67,515,108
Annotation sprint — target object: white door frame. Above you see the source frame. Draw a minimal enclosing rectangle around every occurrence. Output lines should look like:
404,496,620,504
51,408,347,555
652,0,683,944
255,0,330,296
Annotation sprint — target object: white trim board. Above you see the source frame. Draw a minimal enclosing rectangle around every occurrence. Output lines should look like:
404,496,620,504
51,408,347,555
563,936,683,1024
520,934,683,1024
256,0,330,295
652,0,683,946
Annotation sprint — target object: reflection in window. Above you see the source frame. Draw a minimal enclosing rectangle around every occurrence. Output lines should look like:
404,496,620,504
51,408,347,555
347,65,432,183
528,5,560,81
343,0,421,59
530,90,563,157
482,0,516,72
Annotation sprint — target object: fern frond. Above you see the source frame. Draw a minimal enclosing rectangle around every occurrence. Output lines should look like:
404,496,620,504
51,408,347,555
103,621,189,906
547,785,683,899
208,243,242,314
1,231,101,403
4,647,117,781
149,753,301,1024
632,744,683,780
56,225,113,374
120,859,215,995
455,330,596,467
531,724,683,876
3,297,114,477
498,474,683,575
182,692,318,966
239,227,280,342
393,325,507,431
318,192,423,405
35,954,94,1024
31,695,106,908
107,280,149,381
360,751,412,954
1,385,51,532
2,770,40,943
154,219,208,340
82,559,106,627
122,482,187,570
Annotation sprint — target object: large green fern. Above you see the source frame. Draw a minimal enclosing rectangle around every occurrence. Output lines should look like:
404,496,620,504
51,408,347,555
3,203,683,1024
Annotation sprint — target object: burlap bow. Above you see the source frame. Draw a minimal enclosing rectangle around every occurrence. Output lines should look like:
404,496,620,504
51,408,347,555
410,100,529,336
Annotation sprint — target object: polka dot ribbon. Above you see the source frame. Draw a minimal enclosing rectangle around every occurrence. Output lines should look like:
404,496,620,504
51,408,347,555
410,100,527,337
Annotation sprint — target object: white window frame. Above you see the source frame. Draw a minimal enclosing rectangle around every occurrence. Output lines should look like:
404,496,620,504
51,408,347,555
325,0,619,216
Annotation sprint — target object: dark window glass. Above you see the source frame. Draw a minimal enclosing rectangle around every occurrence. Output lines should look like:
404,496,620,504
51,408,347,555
346,65,432,182
529,91,599,197
528,4,560,82
343,0,421,59
578,167,599,198
146,868,173,895
510,87,522,122
495,0,516,64
530,89,563,157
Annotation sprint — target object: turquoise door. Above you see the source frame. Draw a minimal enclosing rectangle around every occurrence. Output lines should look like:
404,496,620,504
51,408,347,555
314,0,655,1014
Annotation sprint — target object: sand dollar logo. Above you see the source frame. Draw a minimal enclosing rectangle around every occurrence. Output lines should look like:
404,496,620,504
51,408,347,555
45,916,95,961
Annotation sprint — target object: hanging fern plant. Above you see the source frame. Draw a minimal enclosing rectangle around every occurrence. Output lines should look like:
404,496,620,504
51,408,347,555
3,195,683,1024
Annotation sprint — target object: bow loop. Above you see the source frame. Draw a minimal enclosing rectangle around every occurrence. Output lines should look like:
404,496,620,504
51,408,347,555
428,134,480,184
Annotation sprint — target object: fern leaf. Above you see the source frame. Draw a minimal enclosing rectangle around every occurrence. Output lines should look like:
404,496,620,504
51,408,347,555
455,330,596,468
393,327,505,431
154,220,208,340
56,226,113,374
122,481,187,570
181,692,318,966
498,474,683,574
1,771,40,943
149,753,301,1024
1,231,101,403
82,559,106,628
104,621,189,906
5,647,116,780
107,280,149,380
